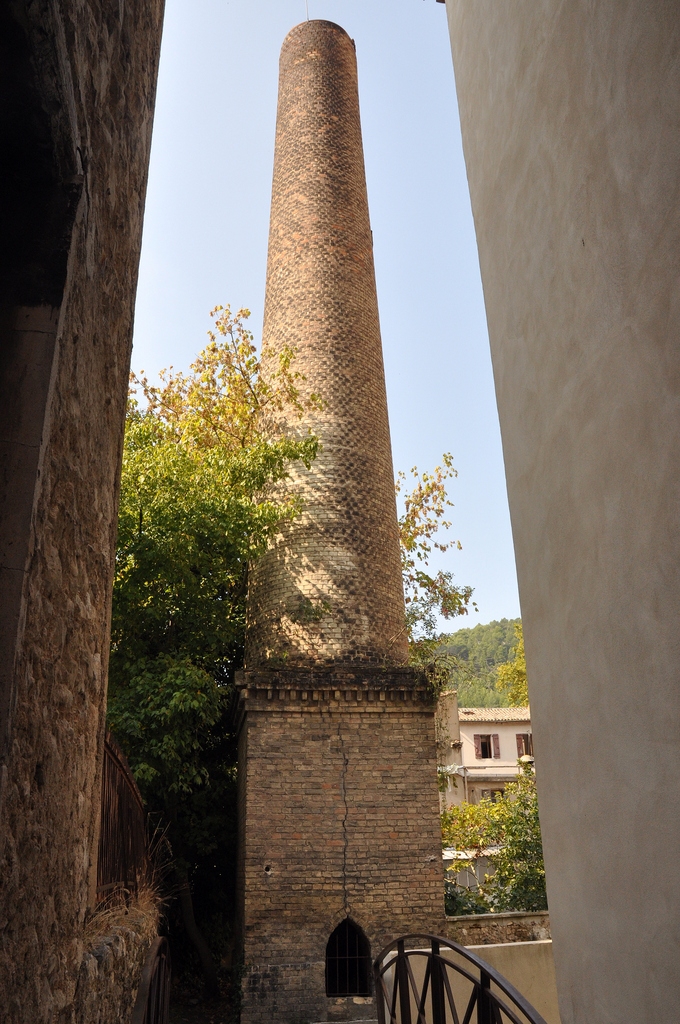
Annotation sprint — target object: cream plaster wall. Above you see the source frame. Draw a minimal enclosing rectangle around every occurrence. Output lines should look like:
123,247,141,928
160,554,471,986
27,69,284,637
445,2,680,1021
466,941,561,1024
458,721,531,769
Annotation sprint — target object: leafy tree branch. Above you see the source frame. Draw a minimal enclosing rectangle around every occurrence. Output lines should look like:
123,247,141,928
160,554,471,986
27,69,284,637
496,621,528,705
396,454,475,642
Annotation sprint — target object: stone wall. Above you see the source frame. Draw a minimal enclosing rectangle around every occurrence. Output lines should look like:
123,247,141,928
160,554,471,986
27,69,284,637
444,911,551,947
70,905,159,1024
236,668,446,1024
0,2,164,1021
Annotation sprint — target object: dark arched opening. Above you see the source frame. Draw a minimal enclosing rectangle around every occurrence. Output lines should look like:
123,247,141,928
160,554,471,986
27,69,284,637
325,918,371,996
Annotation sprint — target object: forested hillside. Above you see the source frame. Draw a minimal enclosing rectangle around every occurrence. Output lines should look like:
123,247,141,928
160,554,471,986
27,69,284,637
440,618,521,707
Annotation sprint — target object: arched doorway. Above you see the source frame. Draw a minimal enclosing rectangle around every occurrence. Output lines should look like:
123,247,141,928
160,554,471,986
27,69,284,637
325,918,371,997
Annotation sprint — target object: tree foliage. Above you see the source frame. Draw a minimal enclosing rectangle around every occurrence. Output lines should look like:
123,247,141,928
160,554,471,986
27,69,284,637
108,305,319,864
107,305,483,982
441,796,503,855
438,618,520,707
107,306,325,992
132,304,320,451
396,455,475,642
496,621,528,706
488,763,545,911
441,763,546,914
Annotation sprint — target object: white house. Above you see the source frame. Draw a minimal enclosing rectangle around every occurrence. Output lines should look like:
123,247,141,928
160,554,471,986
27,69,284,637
437,696,533,808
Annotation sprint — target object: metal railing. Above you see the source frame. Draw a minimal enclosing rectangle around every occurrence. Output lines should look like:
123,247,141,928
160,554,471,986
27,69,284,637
96,732,148,902
131,936,172,1024
374,934,548,1024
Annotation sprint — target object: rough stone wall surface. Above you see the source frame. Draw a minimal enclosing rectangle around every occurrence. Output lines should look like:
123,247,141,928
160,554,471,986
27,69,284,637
237,669,446,1024
0,3,164,1021
246,20,408,668
445,2,680,1022
70,914,157,1024
444,911,551,947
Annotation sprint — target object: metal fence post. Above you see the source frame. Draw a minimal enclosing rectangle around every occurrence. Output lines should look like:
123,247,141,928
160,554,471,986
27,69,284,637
430,938,446,1024
478,969,492,1024
397,939,412,1024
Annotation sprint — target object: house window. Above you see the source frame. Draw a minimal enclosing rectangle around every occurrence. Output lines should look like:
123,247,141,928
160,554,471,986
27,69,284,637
516,733,533,757
481,788,505,802
474,734,500,759
326,918,371,996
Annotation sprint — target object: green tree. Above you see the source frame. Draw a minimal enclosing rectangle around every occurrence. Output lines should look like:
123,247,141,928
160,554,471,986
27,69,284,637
438,618,520,708
485,763,546,912
109,308,478,986
107,306,319,993
441,798,503,915
496,621,528,705
441,763,547,915
396,456,475,643
441,797,504,855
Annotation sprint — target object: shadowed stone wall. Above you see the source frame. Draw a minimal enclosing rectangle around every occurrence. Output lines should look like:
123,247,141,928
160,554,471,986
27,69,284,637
445,2,680,1021
0,2,164,1020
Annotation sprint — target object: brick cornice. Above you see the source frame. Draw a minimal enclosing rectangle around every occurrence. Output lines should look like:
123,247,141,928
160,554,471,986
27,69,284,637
234,665,435,728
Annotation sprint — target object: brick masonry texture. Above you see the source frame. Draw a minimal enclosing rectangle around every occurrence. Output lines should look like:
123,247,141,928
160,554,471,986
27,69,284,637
237,670,447,1024
0,3,164,1021
239,22,446,1024
246,20,408,669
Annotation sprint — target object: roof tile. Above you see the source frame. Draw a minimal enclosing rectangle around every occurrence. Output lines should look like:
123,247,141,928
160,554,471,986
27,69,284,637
458,706,531,723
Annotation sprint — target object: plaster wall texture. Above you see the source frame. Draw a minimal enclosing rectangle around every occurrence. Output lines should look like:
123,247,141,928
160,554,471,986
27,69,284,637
246,20,408,668
465,942,560,1024
437,701,531,806
0,2,164,1020
445,2,680,1021
458,720,531,768
236,669,446,1024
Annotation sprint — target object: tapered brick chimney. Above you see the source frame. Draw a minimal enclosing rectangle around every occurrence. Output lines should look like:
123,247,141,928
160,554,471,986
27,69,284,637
236,25,445,1024
245,19,408,668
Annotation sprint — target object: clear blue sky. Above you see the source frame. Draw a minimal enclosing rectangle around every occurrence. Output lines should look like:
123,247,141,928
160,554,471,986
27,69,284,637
131,0,520,629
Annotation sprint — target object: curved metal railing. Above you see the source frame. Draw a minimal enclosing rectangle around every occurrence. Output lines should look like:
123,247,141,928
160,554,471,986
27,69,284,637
374,934,548,1024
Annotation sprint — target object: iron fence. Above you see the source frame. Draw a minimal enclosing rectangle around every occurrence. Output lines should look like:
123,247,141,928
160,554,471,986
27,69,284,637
374,934,548,1024
96,731,148,902
131,936,172,1024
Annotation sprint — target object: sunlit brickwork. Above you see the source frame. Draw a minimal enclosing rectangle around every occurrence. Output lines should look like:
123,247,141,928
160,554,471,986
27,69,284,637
238,22,445,1024
245,20,408,669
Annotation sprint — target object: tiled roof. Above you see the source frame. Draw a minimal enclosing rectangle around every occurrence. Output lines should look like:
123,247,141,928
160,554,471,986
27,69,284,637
458,706,531,723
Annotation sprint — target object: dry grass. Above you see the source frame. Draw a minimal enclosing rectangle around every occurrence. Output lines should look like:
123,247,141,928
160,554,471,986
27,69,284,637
84,885,163,946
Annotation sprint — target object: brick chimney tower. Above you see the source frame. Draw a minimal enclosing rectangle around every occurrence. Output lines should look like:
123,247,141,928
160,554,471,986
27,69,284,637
244,18,408,669
236,23,445,1024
